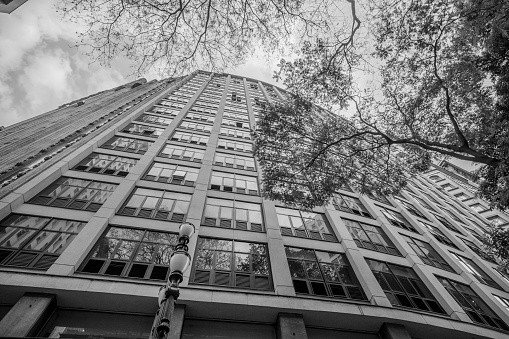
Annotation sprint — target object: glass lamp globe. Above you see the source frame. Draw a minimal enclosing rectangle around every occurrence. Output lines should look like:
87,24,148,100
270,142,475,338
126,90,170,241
179,222,195,239
169,250,191,274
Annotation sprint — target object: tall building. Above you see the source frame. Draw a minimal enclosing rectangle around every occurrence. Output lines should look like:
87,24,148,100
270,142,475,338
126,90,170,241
0,0,29,14
1,71,509,339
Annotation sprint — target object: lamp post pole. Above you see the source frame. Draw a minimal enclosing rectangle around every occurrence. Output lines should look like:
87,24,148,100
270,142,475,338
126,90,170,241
149,222,195,339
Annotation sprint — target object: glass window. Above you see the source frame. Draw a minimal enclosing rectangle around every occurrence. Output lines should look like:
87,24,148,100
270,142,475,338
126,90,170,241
438,277,508,330
459,237,497,264
379,207,418,233
171,131,209,146
494,295,509,313
410,195,434,211
101,136,152,154
469,203,486,212
80,226,178,281
343,219,400,256
285,247,366,300
449,253,501,289
143,162,199,186
179,121,213,133
219,127,251,140
434,215,462,234
135,114,173,126
202,198,263,232
214,153,255,171
332,194,372,218
29,177,116,212
0,214,84,270
395,198,428,220
221,118,250,130
121,123,164,138
192,237,271,290
487,215,508,226
401,234,453,272
74,153,138,177
419,221,459,249
442,209,464,224
150,106,180,117
366,192,391,205
118,188,191,222
210,172,259,195
185,112,215,124
276,207,336,242
159,144,204,162
366,259,445,314
217,138,253,153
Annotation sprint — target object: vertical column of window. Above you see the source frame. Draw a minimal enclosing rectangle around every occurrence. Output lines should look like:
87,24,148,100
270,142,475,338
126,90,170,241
118,188,191,222
438,277,509,330
366,259,445,314
101,136,153,154
400,234,454,272
285,247,366,300
158,144,204,163
79,227,179,281
143,162,199,186
332,194,372,218
0,215,85,270
276,207,336,242
343,219,400,255
74,153,138,177
192,237,271,290
29,178,117,211
379,207,418,233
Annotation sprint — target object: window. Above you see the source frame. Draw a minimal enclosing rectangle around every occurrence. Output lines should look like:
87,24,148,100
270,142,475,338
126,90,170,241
210,172,258,195
434,215,462,234
442,183,455,190
192,237,271,290
150,106,180,117
410,195,433,211
460,237,497,264
121,123,164,138
366,259,445,314
395,198,428,220
202,198,263,232
222,118,250,129
343,219,400,255
429,175,442,181
332,194,372,218
379,207,418,233
0,214,84,270
170,131,209,145
285,247,366,300
276,207,336,242
401,235,453,272
185,112,215,124
30,178,116,212
179,121,212,134
454,192,468,200
438,277,508,330
494,295,509,313
159,144,204,162
118,188,191,222
217,139,253,153
442,209,464,224
449,252,501,289
419,221,459,249
214,153,255,170
423,192,442,206
101,136,152,154
135,114,173,126
487,215,508,226
74,153,138,177
366,192,391,205
80,226,178,281
469,203,485,212
143,163,199,186
219,128,251,140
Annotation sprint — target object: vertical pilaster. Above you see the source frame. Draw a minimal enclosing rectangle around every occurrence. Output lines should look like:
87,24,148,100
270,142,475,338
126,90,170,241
378,323,412,339
276,313,308,339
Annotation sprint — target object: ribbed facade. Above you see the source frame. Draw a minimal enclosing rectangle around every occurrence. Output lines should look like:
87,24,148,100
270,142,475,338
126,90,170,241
0,71,508,339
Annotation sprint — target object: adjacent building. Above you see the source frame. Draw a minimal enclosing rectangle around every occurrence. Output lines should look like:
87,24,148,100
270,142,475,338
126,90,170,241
1,71,509,338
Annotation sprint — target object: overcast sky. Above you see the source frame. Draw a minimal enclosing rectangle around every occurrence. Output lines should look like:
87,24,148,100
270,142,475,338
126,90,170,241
0,1,281,128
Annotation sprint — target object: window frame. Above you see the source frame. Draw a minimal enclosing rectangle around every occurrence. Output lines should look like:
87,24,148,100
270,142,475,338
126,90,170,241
143,162,199,186
210,171,259,195
202,198,264,232
101,136,153,154
158,144,205,163
276,207,337,242
332,194,372,218
74,153,138,177
343,219,400,256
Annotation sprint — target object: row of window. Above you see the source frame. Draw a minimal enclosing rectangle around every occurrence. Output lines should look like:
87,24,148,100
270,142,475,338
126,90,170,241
2,214,509,330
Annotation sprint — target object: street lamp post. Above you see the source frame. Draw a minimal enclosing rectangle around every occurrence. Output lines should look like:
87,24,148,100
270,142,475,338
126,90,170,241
149,222,195,339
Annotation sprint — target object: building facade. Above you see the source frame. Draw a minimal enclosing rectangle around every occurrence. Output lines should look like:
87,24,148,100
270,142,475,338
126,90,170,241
1,71,509,338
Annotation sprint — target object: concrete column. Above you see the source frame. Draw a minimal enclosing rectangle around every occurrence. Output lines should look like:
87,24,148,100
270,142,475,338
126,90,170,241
0,293,56,337
378,323,412,339
276,313,308,339
168,304,186,339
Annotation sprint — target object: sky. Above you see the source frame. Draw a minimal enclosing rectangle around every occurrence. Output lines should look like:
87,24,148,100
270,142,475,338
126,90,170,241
0,0,281,128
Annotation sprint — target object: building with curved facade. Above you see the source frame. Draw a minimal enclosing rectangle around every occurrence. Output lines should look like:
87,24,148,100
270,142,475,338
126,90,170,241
0,71,509,338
